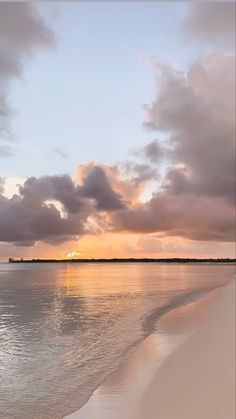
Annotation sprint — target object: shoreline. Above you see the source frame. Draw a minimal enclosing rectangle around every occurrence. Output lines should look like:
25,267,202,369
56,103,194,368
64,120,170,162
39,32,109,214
65,280,235,419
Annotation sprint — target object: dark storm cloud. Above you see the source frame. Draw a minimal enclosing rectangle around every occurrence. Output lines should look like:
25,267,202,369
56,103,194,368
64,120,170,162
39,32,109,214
0,3,55,153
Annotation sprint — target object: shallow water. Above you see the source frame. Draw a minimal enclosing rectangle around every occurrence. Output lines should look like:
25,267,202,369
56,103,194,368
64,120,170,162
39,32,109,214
0,263,234,418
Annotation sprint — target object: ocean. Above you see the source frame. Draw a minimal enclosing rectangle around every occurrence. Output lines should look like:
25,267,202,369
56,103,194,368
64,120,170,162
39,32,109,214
0,262,234,418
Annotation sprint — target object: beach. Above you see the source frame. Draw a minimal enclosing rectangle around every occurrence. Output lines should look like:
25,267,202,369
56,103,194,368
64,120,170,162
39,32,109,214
66,280,235,419
0,263,234,418
1,2,235,419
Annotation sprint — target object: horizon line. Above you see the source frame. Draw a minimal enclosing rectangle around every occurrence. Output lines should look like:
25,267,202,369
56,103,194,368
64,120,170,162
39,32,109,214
7,257,236,264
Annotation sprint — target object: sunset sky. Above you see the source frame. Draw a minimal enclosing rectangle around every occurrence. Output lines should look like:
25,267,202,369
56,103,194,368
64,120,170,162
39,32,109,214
0,2,235,260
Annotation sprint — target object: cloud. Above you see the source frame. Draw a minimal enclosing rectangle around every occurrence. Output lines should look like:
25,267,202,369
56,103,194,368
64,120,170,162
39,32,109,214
0,177,5,194
113,193,234,242
19,175,84,214
77,161,157,205
122,162,158,187
78,165,125,211
142,140,164,164
0,166,125,245
143,54,235,202
112,52,235,243
1,60,235,247
0,3,55,154
0,192,84,245
0,3,234,250
0,52,234,246
184,2,235,47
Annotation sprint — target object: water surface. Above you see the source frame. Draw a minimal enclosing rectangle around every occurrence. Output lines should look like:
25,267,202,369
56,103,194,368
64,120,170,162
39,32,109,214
0,263,234,418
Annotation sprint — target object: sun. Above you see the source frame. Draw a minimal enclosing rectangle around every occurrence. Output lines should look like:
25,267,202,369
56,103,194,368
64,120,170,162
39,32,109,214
65,251,81,259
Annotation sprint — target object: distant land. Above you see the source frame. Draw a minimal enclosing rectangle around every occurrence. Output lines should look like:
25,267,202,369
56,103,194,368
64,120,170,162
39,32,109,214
8,257,236,264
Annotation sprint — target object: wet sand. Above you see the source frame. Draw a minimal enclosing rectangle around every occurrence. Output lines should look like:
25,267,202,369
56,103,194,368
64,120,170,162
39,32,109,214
66,281,235,419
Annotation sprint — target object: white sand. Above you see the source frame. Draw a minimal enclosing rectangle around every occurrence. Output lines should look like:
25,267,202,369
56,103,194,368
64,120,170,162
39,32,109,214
66,281,235,419
138,281,235,419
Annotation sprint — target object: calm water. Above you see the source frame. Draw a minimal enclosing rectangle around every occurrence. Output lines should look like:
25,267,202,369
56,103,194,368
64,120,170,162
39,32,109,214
0,263,234,418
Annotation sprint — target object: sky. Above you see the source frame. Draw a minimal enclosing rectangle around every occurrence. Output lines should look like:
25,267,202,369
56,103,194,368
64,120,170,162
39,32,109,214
0,2,235,260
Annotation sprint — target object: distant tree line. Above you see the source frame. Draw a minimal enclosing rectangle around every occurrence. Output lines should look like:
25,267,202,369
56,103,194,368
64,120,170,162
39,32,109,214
8,257,236,264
